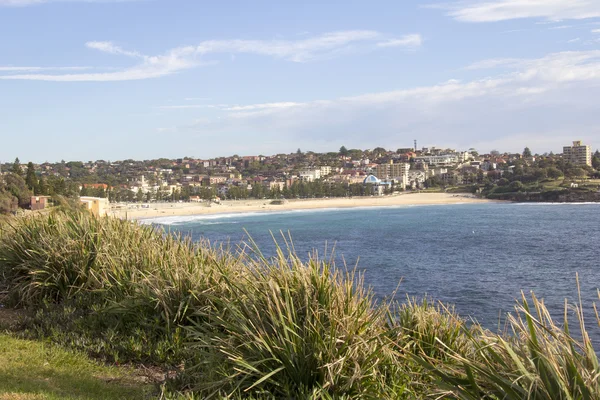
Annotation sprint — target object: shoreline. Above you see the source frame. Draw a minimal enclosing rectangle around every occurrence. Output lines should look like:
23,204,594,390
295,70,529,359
111,193,498,221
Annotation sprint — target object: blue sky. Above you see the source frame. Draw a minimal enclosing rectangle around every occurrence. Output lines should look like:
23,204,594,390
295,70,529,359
1,0,600,163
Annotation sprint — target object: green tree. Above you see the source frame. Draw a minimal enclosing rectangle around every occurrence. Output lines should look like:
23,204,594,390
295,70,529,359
2,172,32,208
11,157,23,176
523,147,532,157
567,167,587,179
25,162,38,192
509,180,524,191
592,154,600,170
547,167,563,180
339,146,349,156
0,192,17,214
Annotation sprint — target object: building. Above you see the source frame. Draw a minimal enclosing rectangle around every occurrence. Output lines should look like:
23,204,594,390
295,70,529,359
319,166,332,176
30,195,51,211
563,141,592,167
363,174,392,195
299,169,321,182
413,154,459,166
80,196,110,217
375,161,410,189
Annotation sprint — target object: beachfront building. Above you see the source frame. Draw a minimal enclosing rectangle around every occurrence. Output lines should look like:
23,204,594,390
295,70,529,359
375,161,410,189
80,196,110,217
408,170,427,189
563,141,592,167
363,174,392,195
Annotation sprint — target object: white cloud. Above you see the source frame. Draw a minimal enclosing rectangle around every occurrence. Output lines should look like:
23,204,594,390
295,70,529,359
0,44,201,81
0,0,43,5
0,66,91,71
0,30,422,81
592,29,600,33
193,30,420,62
85,41,142,58
376,34,423,48
224,102,303,111
0,0,138,6
445,0,600,23
172,50,600,155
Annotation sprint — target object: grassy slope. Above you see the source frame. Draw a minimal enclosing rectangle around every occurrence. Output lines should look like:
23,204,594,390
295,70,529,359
0,333,153,400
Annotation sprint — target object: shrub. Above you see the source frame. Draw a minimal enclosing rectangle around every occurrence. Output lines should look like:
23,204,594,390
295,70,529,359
410,287,600,399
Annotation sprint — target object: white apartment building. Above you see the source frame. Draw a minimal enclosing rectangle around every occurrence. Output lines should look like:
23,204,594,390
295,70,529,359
414,154,460,166
563,141,592,167
299,169,322,182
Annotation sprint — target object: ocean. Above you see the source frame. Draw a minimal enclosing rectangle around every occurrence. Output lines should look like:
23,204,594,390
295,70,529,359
146,202,600,334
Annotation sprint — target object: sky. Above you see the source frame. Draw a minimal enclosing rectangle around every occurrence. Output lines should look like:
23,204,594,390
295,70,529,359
1,0,600,163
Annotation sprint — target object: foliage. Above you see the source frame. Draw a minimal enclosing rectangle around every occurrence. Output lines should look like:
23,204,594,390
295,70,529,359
1,212,600,399
411,287,600,399
0,172,31,211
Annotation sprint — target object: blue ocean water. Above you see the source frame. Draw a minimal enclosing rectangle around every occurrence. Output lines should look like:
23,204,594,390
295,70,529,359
147,203,600,334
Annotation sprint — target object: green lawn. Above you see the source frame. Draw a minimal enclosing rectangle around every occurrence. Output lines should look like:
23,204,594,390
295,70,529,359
0,334,154,400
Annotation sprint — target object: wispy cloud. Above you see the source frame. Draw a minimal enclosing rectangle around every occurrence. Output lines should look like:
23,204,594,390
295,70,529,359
193,31,421,62
0,43,201,81
592,29,600,33
0,31,422,81
376,34,423,48
0,66,91,71
443,0,600,23
0,0,139,6
85,41,142,58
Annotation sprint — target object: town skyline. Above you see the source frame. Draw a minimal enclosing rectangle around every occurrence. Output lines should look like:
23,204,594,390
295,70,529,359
2,0,600,161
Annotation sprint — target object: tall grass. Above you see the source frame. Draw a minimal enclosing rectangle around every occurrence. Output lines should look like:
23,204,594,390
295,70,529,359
1,210,599,399
185,239,404,398
408,286,600,399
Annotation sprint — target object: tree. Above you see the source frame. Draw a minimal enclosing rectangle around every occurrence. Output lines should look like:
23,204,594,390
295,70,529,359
547,167,563,180
523,147,532,158
567,167,587,179
593,155,600,170
509,180,524,191
339,146,348,156
25,162,38,192
11,157,23,176
2,172,32,208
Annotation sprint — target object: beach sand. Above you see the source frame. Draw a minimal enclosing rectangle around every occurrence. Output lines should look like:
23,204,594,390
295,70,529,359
114,193,495,221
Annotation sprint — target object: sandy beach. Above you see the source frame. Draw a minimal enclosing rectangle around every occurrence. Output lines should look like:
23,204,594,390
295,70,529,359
113,193,495,221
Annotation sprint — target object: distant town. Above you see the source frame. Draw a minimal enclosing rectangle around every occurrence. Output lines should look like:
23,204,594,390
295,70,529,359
1,140,599,216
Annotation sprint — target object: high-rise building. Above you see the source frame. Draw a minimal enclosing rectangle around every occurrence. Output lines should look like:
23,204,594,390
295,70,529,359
563,141,592,167
375,161,410,189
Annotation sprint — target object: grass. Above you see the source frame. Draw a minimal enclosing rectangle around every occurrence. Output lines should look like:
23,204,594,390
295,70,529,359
1,210,600,399
0,333,152,400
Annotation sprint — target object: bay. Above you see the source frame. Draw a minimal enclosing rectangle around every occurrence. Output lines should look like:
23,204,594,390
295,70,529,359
147,203,600,335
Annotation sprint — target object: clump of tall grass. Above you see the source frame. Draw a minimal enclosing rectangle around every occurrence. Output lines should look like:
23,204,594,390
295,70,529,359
0,209,246,366
185,238,406,398
409,284,600,399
